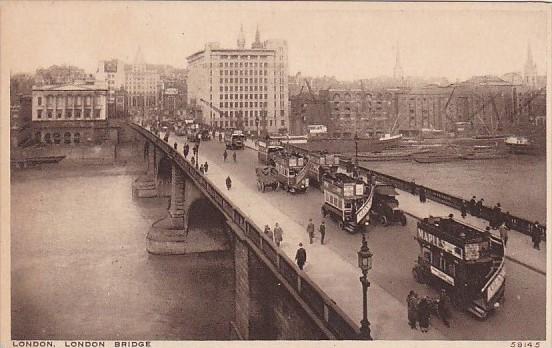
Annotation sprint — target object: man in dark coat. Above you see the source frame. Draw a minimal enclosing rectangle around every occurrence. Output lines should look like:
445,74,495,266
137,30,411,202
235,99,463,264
532,221,542,250
319,220,326,245
226,176,232,190
183,144,189,158
406,290,419,329
438,289,451,328
223,150,228,162
295,243,307,270
460,201,467,219
475,198,484,217
307,219,315,244
173,142,178,150
204,161,209,174
417,297,431,333
469,196,476,215
419,186,426,203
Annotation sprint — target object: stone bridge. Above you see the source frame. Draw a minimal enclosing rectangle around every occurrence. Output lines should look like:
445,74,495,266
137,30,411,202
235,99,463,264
127,123,361,340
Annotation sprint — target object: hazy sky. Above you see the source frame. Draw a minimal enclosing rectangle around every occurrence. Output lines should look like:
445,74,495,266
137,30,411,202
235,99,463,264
2,2,549,80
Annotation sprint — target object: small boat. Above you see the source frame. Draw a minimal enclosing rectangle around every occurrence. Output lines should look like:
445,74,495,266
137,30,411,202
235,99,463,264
504,136,538,155
11,155,66,168
413,154,463,163
462,145,508,160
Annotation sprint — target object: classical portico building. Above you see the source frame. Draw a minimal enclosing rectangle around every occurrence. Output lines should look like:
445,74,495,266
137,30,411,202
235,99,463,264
32,79,110,145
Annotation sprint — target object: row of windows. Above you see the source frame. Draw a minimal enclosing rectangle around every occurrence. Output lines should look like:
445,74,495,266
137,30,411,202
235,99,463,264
220,101,267,108
218,55,268,60
325,192,344,209
37,131,81,144
219,85,265,92
37,95,101,107
220,69,268,76
211,119,285,128
220,93,268,100
219,78,268,84
220,62,268,68
212,109,286,118
36,109,101,119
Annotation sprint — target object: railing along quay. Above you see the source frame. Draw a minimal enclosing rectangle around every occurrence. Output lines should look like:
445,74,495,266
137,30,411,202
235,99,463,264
129,123,361,340
285,143,546,241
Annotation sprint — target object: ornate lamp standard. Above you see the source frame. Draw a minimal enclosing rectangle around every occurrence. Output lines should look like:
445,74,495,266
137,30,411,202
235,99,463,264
357,232,373,340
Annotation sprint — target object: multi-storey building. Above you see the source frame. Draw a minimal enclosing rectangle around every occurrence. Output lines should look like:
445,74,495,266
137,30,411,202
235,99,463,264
187,27,289,134
319,88,397,138
31,79,109,145
125,47,161,120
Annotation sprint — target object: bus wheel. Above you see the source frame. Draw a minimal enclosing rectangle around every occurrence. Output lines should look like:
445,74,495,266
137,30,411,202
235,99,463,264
380,215,388,226
261,182,265,192
400,214,407,226
321,207,327,217
339,221,344,230
256,182,261,191
275,182,280,192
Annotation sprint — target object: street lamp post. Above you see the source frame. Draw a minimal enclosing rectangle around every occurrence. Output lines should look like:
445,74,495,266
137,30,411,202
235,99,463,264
353,133,359,177
357,233,373,340
255,118,260,139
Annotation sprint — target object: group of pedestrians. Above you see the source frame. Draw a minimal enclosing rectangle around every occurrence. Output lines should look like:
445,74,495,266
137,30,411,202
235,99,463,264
264,222,284,247
306,218,326,244
223,149,237,162
407,289,451,333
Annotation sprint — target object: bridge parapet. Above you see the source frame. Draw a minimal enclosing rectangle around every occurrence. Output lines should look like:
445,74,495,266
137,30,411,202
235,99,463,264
129,123,361,340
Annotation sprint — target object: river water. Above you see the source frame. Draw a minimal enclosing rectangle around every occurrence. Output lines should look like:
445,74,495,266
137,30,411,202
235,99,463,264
11,164,235,340
362,155,547,222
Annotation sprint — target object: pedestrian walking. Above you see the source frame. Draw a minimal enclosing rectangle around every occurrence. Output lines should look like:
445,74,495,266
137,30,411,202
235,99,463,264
475,198,484,217
223,150,228,162
163,134,169,142
191,156,196,166
498,222,509,247
226,176,232,190
183,144,189,158
173,142,178,150
406,290,419,329
264,225,274,242
199,164,205,174
307,219,315,244
417,297,431,333
319,220,326,245
531,221,542,250
461,200,467,219
438,289,451,328
295,243,307,270
204,161,209,174
232,151,237,162
469,196,476,215
410,179,417,195
219,133,223,142
419,186,426,203
273,223,283,247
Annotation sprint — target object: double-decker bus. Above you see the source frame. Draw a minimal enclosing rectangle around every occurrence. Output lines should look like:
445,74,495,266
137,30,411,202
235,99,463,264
412,216,506,319
272,152,310,193
224,129,245,150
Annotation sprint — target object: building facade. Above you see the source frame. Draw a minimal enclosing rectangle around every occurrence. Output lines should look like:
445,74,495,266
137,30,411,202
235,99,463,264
187,27,289,134
31,80,109,145
125,48,161,120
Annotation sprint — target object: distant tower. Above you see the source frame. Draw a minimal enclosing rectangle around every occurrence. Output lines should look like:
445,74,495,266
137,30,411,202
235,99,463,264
251,25,263,49
523,43,537,88
237,24,245,49
393,42,404,82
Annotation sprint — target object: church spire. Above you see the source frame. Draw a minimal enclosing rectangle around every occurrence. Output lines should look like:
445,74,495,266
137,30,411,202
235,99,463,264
237,24,245,49
252,25,263,49
393,42,404,81
524,42,537,88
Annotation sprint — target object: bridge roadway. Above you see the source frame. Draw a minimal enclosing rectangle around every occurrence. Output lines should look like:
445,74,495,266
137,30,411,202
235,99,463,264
164,131,545,340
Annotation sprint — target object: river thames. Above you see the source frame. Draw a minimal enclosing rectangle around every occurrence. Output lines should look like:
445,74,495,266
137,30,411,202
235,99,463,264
363,155,547,222
11,164,235,340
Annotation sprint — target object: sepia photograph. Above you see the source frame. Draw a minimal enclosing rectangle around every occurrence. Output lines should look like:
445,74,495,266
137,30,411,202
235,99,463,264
0,1,550,345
